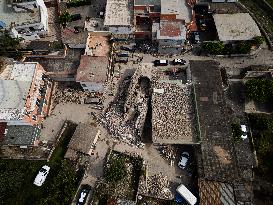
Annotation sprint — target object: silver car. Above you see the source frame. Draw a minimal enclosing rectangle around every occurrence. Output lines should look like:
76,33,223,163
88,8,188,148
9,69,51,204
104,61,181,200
178,152,190,169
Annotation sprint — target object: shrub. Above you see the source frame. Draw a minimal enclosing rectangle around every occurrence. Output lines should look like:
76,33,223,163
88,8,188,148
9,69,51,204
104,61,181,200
252,36,265,46
231,123,243,143
245,78,273,103
202,41,224,55
105,156,127,183
235,41,252,54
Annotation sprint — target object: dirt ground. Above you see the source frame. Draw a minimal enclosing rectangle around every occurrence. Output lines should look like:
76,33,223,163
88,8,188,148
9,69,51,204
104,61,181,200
70,123,193,204
39,103,97,143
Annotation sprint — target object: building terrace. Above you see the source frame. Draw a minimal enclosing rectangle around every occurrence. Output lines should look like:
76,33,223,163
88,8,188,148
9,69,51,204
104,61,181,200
0,62,52,125
161,0,191,22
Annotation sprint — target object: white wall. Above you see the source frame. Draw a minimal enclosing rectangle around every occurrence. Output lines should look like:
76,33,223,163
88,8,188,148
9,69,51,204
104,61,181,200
108,26,133,34
11,0,48,41
37,0,49,31
80,82,104,92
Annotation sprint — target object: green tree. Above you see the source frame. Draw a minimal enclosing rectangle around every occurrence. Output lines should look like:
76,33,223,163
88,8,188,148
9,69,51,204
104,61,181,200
252,36,265,46
202,41,224,55
0,31,23,59
231,123,243,143
245,79,273,102
59,11,72,28
105,156,127,183
235,41,252,54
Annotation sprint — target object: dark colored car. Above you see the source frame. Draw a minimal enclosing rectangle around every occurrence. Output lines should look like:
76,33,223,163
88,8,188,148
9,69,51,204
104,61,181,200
77,185,91,205
117,52,129,57
115,57,128,63
71,14,82,21
120,46,135,52
154,59,168,66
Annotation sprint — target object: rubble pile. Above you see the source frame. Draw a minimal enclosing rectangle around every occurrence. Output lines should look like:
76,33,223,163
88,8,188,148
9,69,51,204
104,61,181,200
158,145,176,165
152,82,196,143
138,173,173,200
53,88,92,104
103,78,140,145
134,97,148,137
104,106,137,145
104,67,153,146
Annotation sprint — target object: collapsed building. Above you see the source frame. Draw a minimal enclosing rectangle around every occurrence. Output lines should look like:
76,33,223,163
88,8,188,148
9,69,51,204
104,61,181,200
104,62,195,146
152,82,197,144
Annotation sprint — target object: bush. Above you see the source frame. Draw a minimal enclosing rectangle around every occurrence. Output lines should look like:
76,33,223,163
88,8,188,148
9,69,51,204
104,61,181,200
231,123,243,143
105,156,127,183
202,41,224,55
252,36,265,46
50,41,64,50
245,78,273,103
66,0,91,7
235,41,252,54
59,11,72,28
248,114,273,181
0,31,23,60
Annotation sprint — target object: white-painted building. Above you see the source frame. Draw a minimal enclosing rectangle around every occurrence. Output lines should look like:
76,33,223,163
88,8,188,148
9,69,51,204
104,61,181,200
0,0,48,41
156,20,187,54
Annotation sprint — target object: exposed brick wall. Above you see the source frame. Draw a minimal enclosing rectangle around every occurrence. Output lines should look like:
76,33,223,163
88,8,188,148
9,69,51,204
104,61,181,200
160,14,177,20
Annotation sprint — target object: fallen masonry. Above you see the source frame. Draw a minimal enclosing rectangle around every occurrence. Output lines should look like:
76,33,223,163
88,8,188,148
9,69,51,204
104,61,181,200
138,173,173,200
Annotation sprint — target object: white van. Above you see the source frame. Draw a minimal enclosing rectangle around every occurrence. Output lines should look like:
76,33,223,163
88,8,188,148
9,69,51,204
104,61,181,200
176,184,197,205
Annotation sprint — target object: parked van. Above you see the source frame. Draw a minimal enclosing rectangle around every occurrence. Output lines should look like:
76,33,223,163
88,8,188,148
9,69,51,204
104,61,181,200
176,184,197,205
117,52,129,57
154,59,168,66
115,57,128,63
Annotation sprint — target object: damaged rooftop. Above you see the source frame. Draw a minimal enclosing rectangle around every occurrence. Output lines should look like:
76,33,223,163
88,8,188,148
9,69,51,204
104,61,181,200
104,0,132,26
190,60,238,182
0,0,40,27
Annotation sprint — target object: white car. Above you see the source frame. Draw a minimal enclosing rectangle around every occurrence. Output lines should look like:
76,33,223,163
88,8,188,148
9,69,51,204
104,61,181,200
173,59,186,65
33,165,50,186
178,152,190,169
241,125,248,140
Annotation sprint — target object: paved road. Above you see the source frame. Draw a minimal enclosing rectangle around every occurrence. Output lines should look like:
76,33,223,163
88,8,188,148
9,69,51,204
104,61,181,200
141,45,273,76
